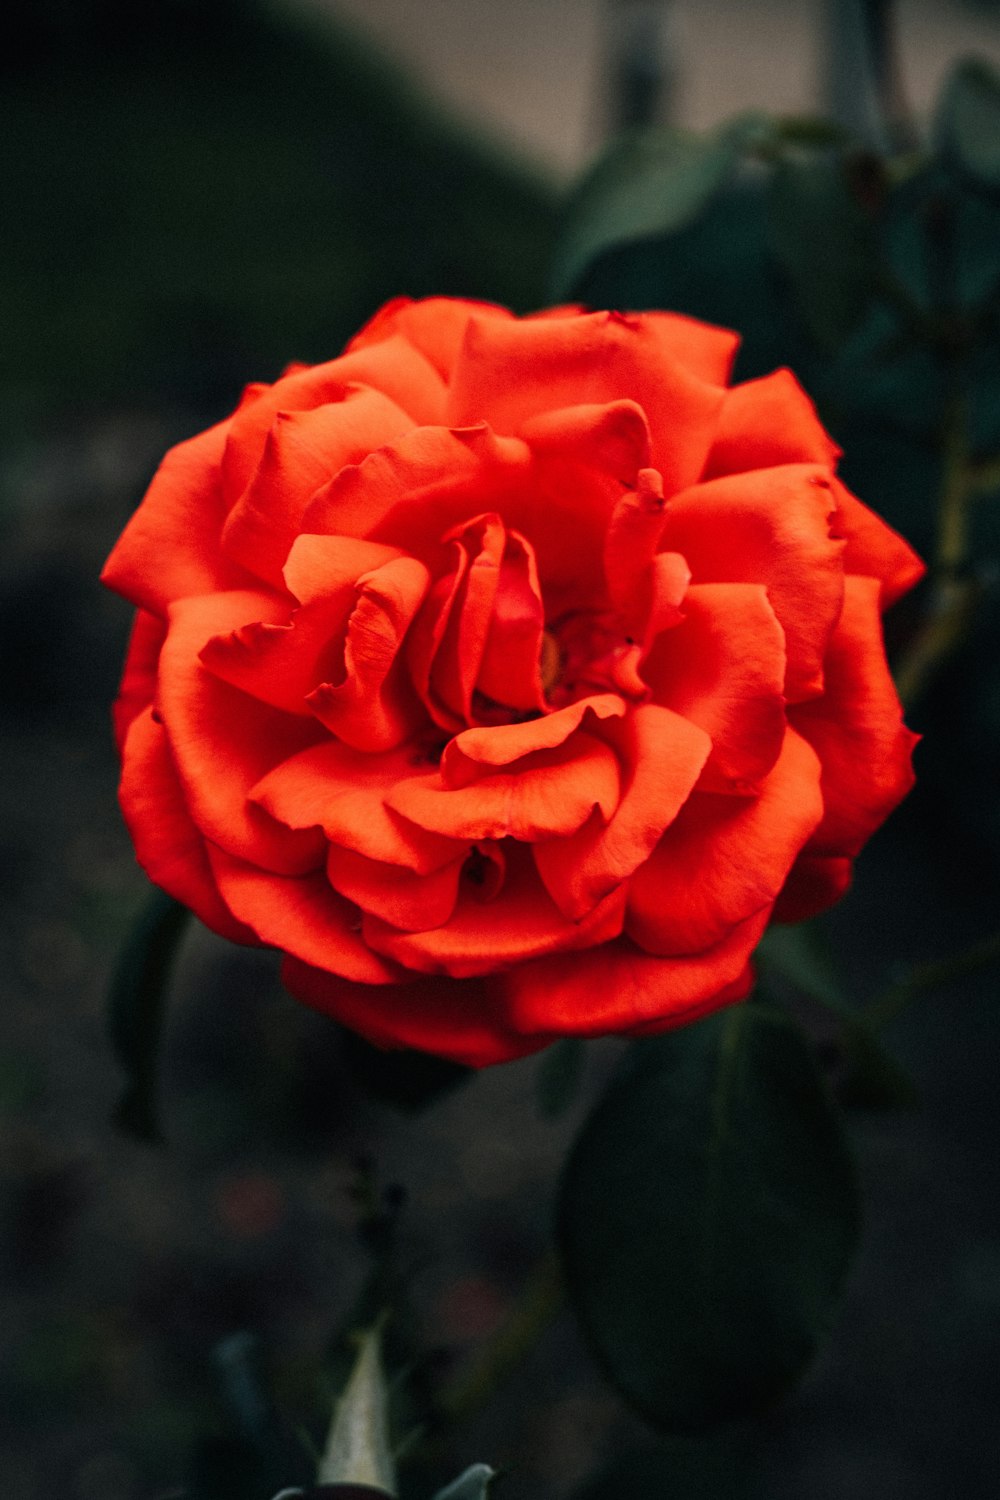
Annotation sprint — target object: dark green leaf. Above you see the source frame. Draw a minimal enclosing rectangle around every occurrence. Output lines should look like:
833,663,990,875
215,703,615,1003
536,1037,586,1119
340,1030,472,1113
106,885,189,1143
756,923,847,1012
937,58,1000,197
838,1018,920,1110
757,926,919,1110
558,1004,860,1433
431,1464,498,1500
551,114,774,300
767,149,881,349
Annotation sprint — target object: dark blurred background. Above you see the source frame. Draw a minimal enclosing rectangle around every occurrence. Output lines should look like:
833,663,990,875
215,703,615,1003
2,3,1000,1498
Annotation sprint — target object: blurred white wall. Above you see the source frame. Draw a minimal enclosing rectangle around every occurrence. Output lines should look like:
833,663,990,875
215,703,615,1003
287,0,1000,176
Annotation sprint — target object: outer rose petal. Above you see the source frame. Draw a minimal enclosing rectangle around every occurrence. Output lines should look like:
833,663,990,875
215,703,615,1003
832,479,925,608
702,368,840,478
445,310,726,497
499,906,771,1038
206,845,401,984
101,416,252,615
159,591,326,874
790,575,918,857
625,730,824,955
282,959,549,1067
773,854,853,923
120,707,257,944
112,610,166,752
219,335,446,507
344,295,514,378
661,464,845,703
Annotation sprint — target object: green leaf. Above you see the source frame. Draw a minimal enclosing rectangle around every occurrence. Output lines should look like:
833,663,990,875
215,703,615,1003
536,1037,586,1119
936,58,1000,197
319,1325,397,1495
106,885,189,1143
558,1004,860,1433
551,114,774,300
431,1464,499,1500
766,149,882,350
755,923,847,1011
756,926,919,1111
838,1018,920,1110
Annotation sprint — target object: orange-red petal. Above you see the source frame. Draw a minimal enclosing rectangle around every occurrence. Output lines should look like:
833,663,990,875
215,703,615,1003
790,575,918,857
661,464,845,703
626,730,823,955
119,707,257,944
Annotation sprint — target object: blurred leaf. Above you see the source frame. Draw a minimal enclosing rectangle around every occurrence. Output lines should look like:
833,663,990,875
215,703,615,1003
319,1325,396,1495
340,1029,472,1113
106,885,188,1143
552,113,774,300
838,1017,920,1109
937,57,1000,197
432,1464,499,1500
536,1037,586,1119
756,923,847,1011
767,149,882,349
558,1004,859,1432
757,926,919,1110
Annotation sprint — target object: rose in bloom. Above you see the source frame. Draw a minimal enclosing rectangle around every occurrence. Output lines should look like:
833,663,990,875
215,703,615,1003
103,298,923,1065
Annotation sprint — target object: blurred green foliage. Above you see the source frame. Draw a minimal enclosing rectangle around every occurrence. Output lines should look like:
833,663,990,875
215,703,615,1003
0,0,557,442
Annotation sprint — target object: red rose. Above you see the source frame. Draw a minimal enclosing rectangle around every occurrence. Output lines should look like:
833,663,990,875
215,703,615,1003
103,298,923,1065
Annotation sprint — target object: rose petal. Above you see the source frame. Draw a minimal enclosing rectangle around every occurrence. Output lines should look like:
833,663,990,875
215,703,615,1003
207,845,400,983
362,848,626,977
442,693,627,774
326,844,464,931
790,575,918,856
159,591,326,873
832,479,925,608
250,739,461,874
626,729,823,954
306,555,430,751
499,906,771,1036
220,388,415,584
101,416,251,615
219,335,446,507
446,310,726,496
642,581,787,791
113,610,166,752
200,543,426,729
703,368,840,479
518,400,651,484
344,295,514,378
773,854,853,923
661,463,845,702
387,733,620,842
282,958,547,1067
119,707,257,943
534,704,711,919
